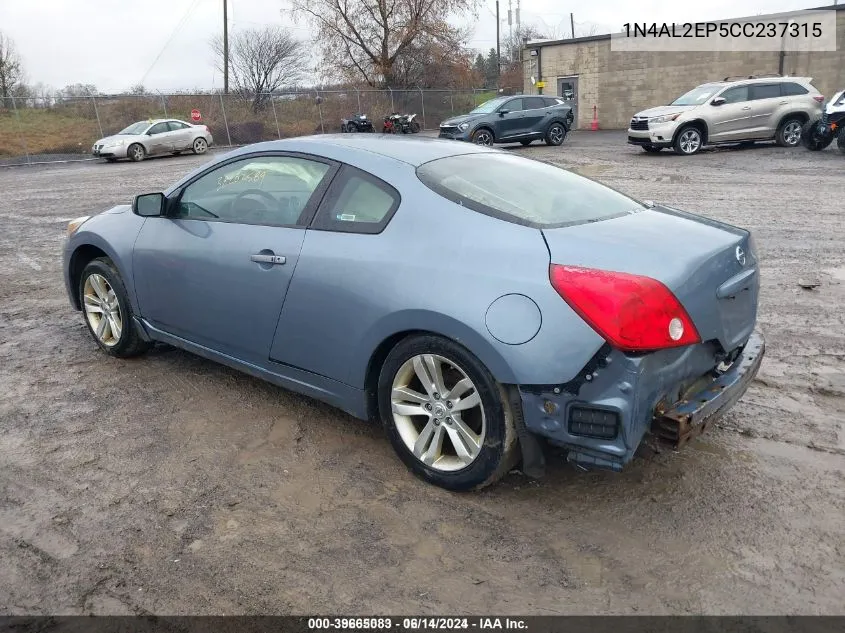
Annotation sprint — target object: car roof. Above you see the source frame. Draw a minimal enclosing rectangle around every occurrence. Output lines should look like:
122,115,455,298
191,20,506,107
226,134,500,167
704,76,814,88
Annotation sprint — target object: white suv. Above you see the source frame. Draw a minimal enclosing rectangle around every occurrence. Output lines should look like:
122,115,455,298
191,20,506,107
628,76,824,155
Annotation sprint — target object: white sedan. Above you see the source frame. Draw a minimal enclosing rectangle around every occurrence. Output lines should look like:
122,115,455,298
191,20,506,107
92,119,214,163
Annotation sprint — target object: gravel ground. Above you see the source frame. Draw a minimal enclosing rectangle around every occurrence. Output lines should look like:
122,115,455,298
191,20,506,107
0,133,843,616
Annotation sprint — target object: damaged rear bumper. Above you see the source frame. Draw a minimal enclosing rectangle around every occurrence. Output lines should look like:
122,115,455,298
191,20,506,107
517,331,765,472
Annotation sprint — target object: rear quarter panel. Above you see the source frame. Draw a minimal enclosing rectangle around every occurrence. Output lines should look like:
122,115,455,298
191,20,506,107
271,159,606,389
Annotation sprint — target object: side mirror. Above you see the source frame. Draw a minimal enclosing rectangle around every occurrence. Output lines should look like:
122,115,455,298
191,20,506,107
498,109,510,116
133,192,165,217
711,97,726,106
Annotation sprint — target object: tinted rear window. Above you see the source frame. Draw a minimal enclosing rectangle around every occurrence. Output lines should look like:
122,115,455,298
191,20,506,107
781,82,809,96
416,153,643,228
751,84,781,99
523,97,546,109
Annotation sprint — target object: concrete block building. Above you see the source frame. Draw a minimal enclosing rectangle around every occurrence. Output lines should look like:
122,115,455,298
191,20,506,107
521,5,844,129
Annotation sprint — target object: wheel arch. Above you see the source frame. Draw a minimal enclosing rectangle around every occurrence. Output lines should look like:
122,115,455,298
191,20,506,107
472,125,496,141
67,243,112,310
673,119,709,145
777,111,810,128
358,313,518,422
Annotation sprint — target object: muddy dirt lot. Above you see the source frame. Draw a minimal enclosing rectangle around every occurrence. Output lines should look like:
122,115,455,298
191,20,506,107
1,132,843,616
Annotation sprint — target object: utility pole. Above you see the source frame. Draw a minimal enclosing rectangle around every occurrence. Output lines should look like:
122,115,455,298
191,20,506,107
570,13,575,39
495,0,501,79
223,0,229,94
507,0,513,62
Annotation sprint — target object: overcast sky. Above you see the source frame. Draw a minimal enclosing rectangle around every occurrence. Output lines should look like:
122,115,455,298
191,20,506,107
0,0,828,93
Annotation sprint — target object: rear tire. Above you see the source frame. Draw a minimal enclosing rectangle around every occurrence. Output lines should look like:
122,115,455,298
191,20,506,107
545,123,566,146
837,128,845,154
378,335,519,491
79,258,151,358
776,117,804,147
674,125,703,155
192,137,208,155
127,143,145,162
346,122,359,133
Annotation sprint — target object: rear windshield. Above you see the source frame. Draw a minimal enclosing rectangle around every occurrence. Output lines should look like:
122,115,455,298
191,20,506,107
416,153,644,228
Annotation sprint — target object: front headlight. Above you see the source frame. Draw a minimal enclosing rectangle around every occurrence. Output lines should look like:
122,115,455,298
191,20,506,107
107,139,125,147
458,122,470,131
67,216,91,237
650,113,682,124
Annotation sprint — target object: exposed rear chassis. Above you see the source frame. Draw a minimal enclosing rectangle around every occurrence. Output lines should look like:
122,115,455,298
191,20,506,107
651,332,765,450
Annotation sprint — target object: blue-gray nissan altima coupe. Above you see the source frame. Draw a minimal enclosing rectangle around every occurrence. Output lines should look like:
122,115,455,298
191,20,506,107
63,135,764,490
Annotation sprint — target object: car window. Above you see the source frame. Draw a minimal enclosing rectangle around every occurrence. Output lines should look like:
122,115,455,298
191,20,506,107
781,82,809,96
720,86,749,104
312,166,400,234
417,153,643,228
750,84,781,100
174,155,332,226
503,98,523,112
543,97,563,107
523,97,546,110
671,84,721,106
167,121,189,131
148,122,169,135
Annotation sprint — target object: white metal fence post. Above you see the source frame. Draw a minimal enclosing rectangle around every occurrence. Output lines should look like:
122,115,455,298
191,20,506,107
315,90,324,134
91,95,103,138
10,95,31,165
418,87,425,130
219,93,232,146
270,95,281,139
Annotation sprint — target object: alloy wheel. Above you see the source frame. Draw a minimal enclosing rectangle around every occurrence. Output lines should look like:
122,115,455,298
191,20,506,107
193,138,208,154
129,145,145,161
679,129,701,154
474,130,493,146
549,124,565,145
83,274,122,347
390,353,486,472
782,121,802,146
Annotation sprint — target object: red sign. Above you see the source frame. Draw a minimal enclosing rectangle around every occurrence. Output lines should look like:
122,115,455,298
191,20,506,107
190,109,202,122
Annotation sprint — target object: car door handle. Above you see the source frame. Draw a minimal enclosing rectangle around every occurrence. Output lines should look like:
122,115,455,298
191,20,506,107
250,254,286,265
741,106,752,110
779,101,788,105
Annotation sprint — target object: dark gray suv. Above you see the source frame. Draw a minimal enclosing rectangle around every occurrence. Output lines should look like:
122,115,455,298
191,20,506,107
439,95,574,147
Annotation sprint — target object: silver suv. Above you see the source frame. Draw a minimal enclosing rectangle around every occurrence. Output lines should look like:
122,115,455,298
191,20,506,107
628,76,824,155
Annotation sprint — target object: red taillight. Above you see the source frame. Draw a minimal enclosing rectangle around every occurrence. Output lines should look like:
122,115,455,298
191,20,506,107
813,95,825,103
549,264,701,352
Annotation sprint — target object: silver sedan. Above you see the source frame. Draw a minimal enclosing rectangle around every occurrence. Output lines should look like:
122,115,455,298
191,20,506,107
92,119,214,163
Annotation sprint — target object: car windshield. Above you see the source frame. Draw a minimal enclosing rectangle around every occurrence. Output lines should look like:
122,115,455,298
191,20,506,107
670,85,721,106
417,153,644,228
118,122,151,135
469,97,509,114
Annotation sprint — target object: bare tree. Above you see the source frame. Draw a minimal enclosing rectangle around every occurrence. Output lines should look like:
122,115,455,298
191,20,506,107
0,32,24,100
290,0,477,87
212,26,308,112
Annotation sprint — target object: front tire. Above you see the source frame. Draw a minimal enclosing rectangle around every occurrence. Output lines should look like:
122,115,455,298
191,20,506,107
192,137,208,155
378,335,519,491
545,122,566,146
674,125,703,155
471,128,494,146
837,128,845,154
79,258,151,358
776,117,804,147
410,120,421,133
127,143,145,162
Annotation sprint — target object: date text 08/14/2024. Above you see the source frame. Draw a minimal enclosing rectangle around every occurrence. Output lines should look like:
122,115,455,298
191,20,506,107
622,22,823,38
307,617,528,630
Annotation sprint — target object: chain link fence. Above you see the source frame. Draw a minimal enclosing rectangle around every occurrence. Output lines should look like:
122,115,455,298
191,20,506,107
0,89,496,166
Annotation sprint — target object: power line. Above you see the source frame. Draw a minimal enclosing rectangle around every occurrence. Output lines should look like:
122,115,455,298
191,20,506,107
138,0,204,87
